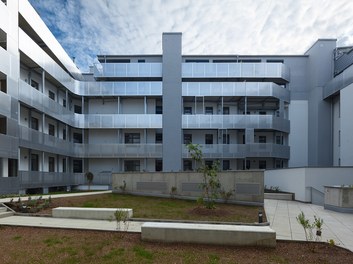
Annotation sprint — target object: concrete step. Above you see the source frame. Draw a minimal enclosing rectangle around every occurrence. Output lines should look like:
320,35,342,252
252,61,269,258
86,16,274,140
0,211,14,218
0,207,7,213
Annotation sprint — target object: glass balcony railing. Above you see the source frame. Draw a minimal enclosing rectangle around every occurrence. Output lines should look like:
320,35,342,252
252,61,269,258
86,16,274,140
182,63,290,81
323,65,353,98
0,91,11,116
182,144,290,159
78,81,162,96
182,115,290,133
182,82,290,102
94,63,162,78
0,133,18,159
18,171,74,188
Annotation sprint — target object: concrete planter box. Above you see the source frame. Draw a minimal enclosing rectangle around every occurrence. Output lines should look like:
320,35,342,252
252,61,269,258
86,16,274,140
264,193,293,201
324,185,353,213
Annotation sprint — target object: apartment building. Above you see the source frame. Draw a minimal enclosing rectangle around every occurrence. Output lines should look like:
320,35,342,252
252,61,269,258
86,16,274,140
0,0,352,194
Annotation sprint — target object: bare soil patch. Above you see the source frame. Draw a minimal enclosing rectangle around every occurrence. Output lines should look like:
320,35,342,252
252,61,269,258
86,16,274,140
0,226,352,264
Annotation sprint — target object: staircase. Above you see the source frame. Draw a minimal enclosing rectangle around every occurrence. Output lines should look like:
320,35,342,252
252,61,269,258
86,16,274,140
0,204,14,218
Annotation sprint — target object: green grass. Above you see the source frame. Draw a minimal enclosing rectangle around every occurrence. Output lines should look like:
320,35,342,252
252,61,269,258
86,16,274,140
56,193,263,223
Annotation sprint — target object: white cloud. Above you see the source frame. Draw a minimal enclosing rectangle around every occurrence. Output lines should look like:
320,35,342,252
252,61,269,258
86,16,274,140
29,0,353,71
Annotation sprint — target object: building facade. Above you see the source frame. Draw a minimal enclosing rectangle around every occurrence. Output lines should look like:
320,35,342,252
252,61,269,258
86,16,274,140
0,0,352,194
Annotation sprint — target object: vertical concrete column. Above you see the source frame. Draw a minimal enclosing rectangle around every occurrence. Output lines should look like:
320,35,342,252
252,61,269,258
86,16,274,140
162,33,182,172
41,70,45,93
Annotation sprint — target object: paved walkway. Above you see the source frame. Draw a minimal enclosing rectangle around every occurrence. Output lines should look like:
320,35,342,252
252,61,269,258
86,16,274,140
265,199,353,252
1,193,353,252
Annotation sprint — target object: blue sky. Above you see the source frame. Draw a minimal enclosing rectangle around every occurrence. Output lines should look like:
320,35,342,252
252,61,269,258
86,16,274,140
28,0,353,72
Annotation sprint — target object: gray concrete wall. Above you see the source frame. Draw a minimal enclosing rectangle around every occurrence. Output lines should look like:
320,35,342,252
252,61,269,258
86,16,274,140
162,33,182,172
112,171,264,204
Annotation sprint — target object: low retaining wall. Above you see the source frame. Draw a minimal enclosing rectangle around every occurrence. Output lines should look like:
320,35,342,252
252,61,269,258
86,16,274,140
141,222,276,248
112,171,264,205
264,193,293,201
324,186,353,213
52,207,133,220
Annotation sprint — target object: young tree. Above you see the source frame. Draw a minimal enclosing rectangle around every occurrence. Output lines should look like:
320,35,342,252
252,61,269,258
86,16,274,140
187,143,220,209
85,171,94,191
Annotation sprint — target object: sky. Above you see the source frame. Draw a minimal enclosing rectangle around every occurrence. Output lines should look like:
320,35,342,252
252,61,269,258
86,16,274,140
28,0,353,72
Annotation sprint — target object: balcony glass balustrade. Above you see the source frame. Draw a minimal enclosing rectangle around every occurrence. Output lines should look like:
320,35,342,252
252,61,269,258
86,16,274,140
18,171,74,188
182,63,290,82
94,63,162,78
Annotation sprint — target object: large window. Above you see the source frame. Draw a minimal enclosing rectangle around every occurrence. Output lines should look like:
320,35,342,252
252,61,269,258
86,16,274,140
125,133,140,144
223,134,230,144
31,117,39,130
223,160,230,170
73,159,83,173
63,129,66,140
124,160,140,172
31,154,39,171
73,132,82,143
183,160,192,171
223,107,230,115
155,105,162,114
184,134,192,144
183,106,192,115
30,79,39,90
275,135,283,145
74,105,82,114
48,124,55,136
62,158,66,172
205,134,213,144
49,90,55,101
48,157,55,172
259,160,267,169
155,133,162,143
155,160,162,171
259,136,266,143
205,107,213,115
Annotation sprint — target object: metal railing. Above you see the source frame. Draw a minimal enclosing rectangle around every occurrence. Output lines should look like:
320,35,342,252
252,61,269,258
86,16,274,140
94,63,162,78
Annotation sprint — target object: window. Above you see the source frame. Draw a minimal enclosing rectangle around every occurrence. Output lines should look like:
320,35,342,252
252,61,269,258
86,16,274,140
155,105,162,114
213,60,238,63
259,136,266,143
238,59,261,63
73,159,83,173
183,106,192,115
185,59,209,63
205,160,213,168
205,134,213,144
124,160,140,172
242,134,245,144
63,129,66,140
49,90,55,100
30,80,39,90
223,134,230,144
155,160,162,171
138,59,145,63
125,133,140,144
183,160,193,171
0,76,7,93
48,124,55,136
73,132,82,143
31,154,39,171
74,105,82,114
0,116,6,134
259,160,267,169
223,107,230,115
48,157,55,172
184,134,192,144
155,133,162,143
275,159,283,169
242,160,250,170
205,107,213,115
63,99,66,107
243,111,250,115
259,111,266,115
8,159,18,177
223,160,230,170
62,158,66,172
275,135,283,145
31,117,38,130
266,59,284,63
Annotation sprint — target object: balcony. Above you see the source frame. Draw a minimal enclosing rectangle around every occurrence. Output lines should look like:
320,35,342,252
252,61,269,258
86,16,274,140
18,171,74,188
78,81,162,96
80,114,162,129
323,63,353,99
19,80,74,126
182,115,290,133
183,144,290,159
19,125,74,156
94,63,162,79
182,63,290,82
74,143,162,158
0,90,11,116
0,133,18,158
182,82,290,102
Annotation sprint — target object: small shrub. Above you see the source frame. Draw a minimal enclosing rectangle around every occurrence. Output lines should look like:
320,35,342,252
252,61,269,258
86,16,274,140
219,189,234,203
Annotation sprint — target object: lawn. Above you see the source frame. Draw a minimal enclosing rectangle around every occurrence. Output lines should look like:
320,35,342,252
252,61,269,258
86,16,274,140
43,193,264,223
0,226,352,264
